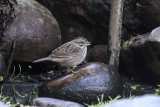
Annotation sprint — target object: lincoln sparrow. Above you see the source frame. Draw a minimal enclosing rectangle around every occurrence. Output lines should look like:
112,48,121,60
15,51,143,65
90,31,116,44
33,37,90,72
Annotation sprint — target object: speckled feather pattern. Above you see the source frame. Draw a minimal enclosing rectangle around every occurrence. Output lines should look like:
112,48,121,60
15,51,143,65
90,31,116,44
33,37,90,67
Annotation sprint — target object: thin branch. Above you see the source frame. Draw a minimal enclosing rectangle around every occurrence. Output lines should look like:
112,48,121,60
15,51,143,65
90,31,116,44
108,0,124,68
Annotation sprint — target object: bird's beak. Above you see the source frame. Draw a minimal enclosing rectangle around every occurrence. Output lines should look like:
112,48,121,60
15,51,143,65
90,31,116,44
86,41,91,46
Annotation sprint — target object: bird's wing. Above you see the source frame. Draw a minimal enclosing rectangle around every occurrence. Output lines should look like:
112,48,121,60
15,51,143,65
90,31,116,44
49,43,80,58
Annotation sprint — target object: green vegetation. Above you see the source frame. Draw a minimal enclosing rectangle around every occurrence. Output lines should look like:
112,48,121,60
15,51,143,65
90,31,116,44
0,86,12,105
9,64,22,81
129,84,140,98
47,70,54,75
28,65,32,69
0,76,3,81
154,84,160,95
131,85,139,90
0,64,39,106
86,95,121,107
0,84,38,106
86,84,140,107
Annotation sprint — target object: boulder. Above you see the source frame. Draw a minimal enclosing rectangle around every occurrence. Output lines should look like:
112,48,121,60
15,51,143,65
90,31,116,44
0,81,40,105
0,101,9,107
102,94,160,107
36,0,142,44
87,45,108,63
36,0,111,44
1,0,61,62
120,26,160,83
31,97,84,107
39,62,122,104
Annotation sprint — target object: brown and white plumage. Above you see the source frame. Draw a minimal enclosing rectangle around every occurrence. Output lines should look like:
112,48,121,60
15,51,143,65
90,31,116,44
33,37,90,67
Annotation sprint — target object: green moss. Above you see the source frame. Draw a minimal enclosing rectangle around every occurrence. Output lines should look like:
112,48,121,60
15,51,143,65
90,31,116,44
0,76,3,81
131,85,140,90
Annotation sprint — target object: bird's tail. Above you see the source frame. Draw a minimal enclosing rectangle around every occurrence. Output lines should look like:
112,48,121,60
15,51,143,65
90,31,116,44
33,57,51,63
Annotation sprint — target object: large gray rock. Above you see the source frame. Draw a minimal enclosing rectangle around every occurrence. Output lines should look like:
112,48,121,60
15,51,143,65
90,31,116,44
102,94,160,107
0,101,9,107
120,26,160,83
150,26,160,41
39,62,122,104
31,97,84,107
1,0,61,62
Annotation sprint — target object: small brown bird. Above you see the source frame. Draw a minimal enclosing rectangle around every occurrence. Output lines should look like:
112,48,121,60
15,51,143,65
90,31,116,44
33,37,90,72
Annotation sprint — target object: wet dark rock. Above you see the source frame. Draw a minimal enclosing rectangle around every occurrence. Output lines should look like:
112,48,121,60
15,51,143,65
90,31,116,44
102,94,160,107
87,45,108,63
1,0,61,62
36,0,111,44
31,97,85,107
0,53,7,79
136,0,160,31
122,0,140,39
0,81,40,105
122,75,155,97
36,0,141,44
120,26,160,84
39,62,122,104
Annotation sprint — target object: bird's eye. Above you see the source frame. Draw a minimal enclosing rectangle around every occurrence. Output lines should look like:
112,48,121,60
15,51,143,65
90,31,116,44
81,42,84,43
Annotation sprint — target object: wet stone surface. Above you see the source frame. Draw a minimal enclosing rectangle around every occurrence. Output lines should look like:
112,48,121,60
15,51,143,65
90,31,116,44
0,82,40,105
121,75,155,97
39,62,122,104
31,97,85,107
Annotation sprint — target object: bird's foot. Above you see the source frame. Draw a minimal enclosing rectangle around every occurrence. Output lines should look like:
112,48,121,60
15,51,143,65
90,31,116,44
67,67,76,74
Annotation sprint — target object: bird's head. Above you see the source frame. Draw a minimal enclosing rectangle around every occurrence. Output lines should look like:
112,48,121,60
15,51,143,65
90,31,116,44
73,37,91,48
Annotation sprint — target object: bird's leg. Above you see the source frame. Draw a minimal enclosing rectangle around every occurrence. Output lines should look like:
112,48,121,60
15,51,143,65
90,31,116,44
67,67,76,73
